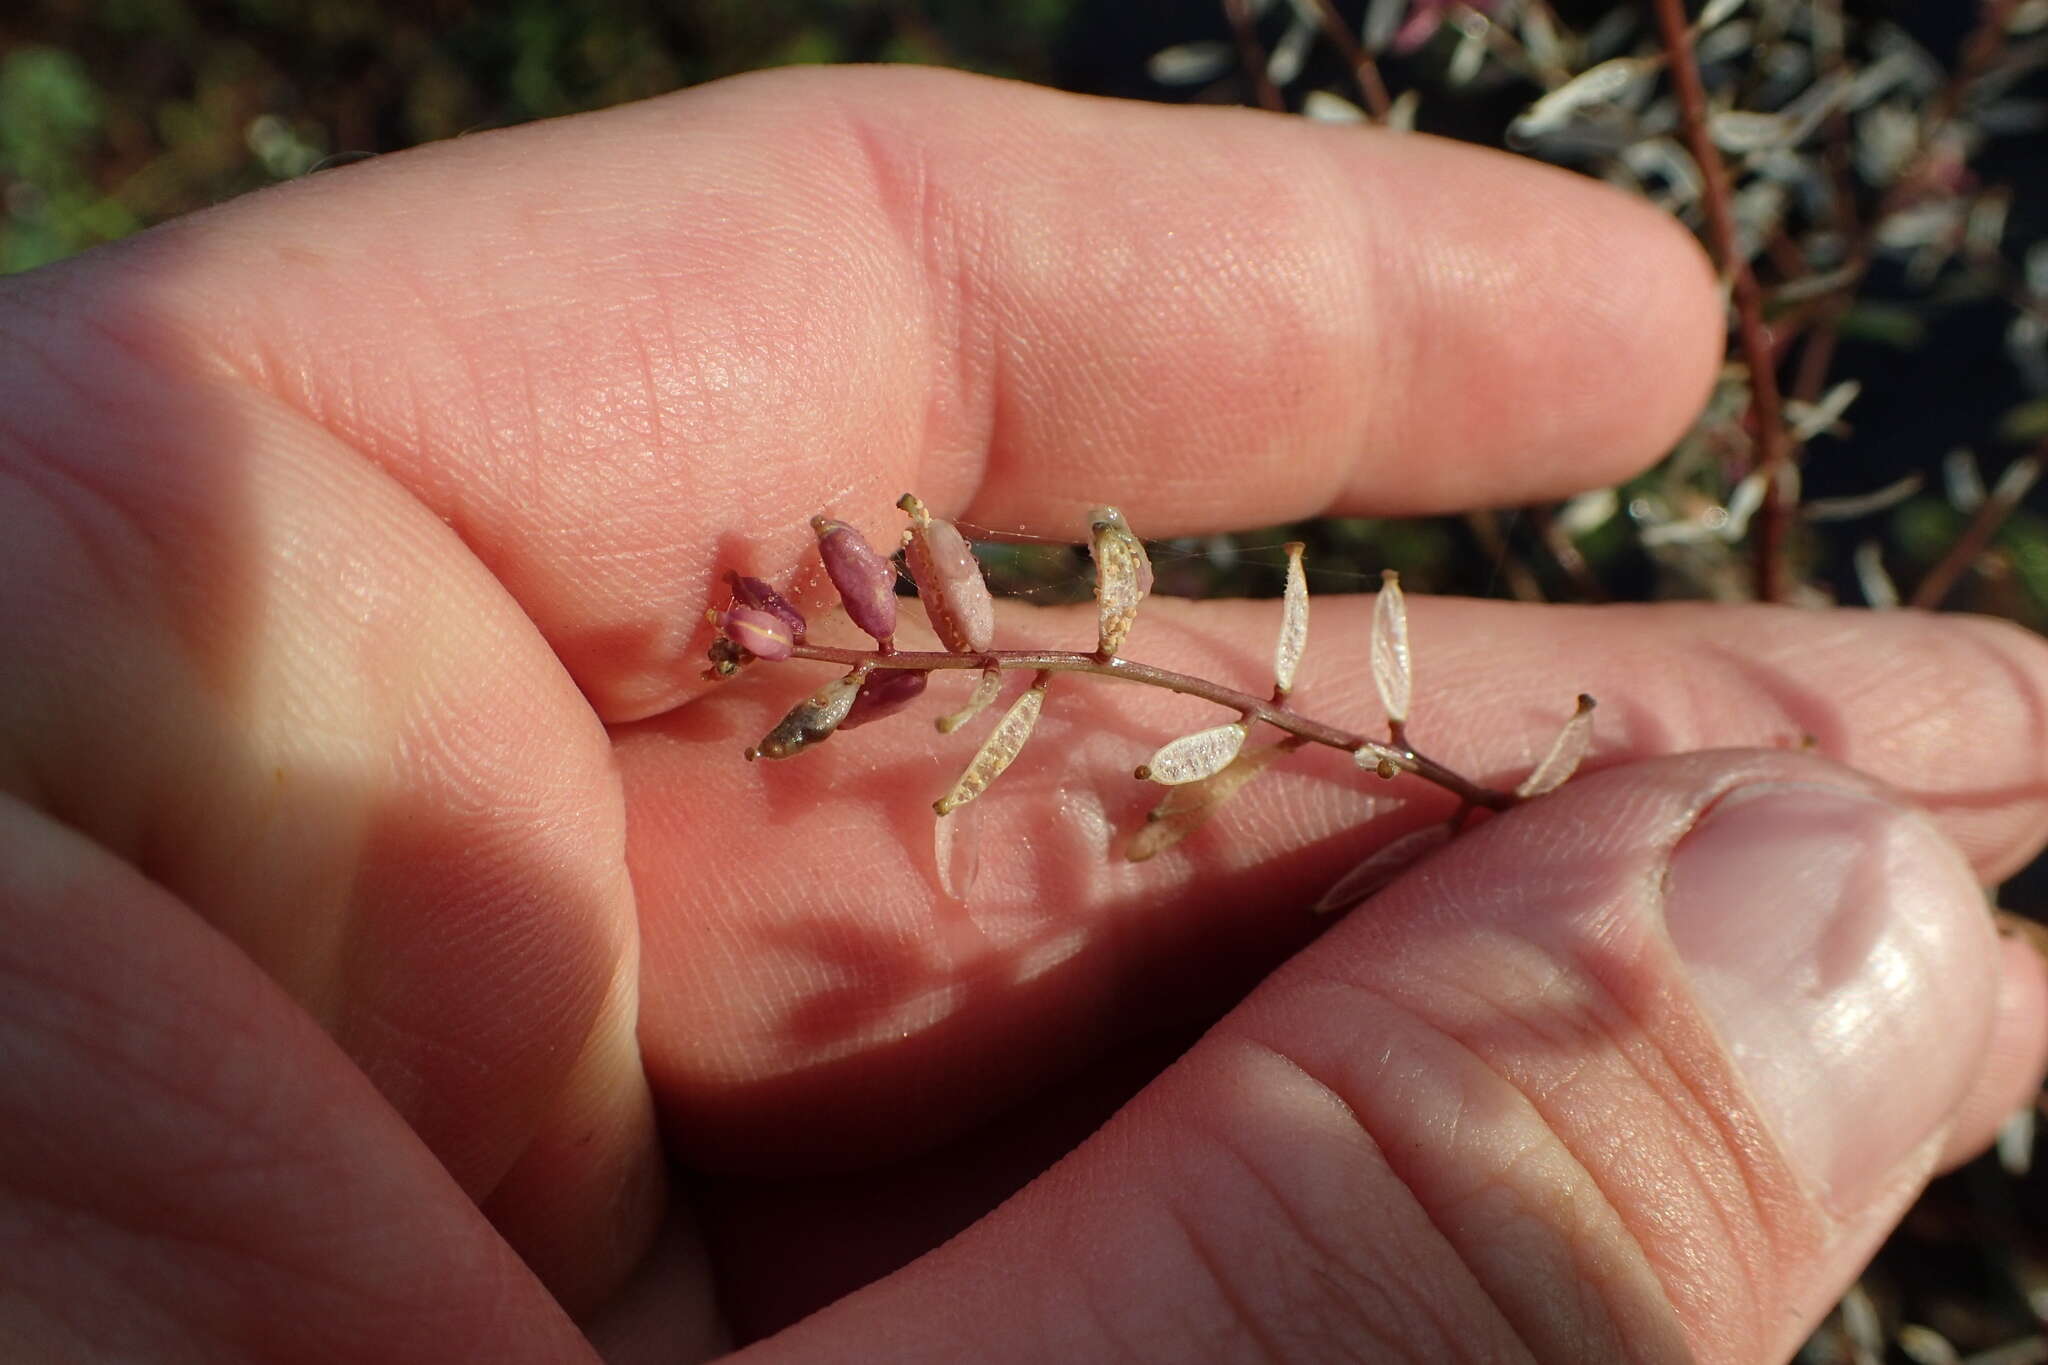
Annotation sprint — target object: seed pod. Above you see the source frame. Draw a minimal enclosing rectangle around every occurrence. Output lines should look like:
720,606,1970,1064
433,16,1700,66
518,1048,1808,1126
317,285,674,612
1371,569,1411,725
710,606,794,661
1312,823,1453,915
933,672,1050,815
1135,721,1249,785
811,515,898,647
839,668,929,730
933,800,982,902
1514,695,1596,797
936,667,1003,734
1272,542,1308,697
898,493,995,653
725,571,807,639
1089,506,1152,657
744,671,862,760
1126,739,1292,862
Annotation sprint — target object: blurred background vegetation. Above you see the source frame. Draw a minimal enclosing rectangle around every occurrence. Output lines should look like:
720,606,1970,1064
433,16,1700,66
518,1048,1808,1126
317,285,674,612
4,1,2042,623
5,2,2048,1358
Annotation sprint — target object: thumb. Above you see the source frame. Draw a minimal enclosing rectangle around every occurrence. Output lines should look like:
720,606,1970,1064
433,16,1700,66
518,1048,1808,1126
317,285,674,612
732,750,2048,1365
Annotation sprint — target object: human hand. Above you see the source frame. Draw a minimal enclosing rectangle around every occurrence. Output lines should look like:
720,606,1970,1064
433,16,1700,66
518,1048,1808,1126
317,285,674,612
2,66,2044,1364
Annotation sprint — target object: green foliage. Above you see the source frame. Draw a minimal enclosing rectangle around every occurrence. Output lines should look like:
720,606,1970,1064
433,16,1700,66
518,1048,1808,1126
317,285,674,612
0,1,1075,273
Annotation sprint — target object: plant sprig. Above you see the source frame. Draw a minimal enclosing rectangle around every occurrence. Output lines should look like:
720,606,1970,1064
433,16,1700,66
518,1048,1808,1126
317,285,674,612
705,496,1596,907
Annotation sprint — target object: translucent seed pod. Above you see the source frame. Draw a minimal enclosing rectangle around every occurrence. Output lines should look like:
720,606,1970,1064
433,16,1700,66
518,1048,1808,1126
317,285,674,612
811,515,898,647
1371,569,1412,726
1135,721,1249,785
1126,740,1291,862
1514,695,1596,798
933,799,982,902
898,493,996,654
1089,506,1152,657
936,667,1003,734
933,673,1050,815
1272,542,1309,697
744,672,863,760
1312,824,1453,914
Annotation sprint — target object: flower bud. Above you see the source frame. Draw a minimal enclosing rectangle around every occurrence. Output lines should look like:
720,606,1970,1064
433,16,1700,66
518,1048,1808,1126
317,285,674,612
839,668,929,730
711,606,794,661
812,515,898,647
898,493,995,654
724,571,807,639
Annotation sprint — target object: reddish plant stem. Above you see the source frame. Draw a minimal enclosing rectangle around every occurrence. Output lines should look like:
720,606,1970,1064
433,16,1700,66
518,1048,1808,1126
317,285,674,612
1909,451,2044,609
1306,0,1393,119
782,641,1518,810
1530,504,1609,603
1465,509,1545,603
1647,0,1795,603
1224,0,1285,112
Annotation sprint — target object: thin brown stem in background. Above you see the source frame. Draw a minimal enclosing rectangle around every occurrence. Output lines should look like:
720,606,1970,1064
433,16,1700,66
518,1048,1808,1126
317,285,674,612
1910,451,2044,609
1647,0,1795,603
1224,0,1285,112
1306,0,1392,119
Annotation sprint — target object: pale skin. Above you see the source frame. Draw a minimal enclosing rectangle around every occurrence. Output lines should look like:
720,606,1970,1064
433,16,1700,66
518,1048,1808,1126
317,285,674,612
1,65,2045,1364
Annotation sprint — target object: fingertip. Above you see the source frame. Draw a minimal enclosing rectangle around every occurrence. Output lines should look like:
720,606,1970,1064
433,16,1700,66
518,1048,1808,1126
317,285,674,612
1936,928,2048,1172
1331,133,1726,512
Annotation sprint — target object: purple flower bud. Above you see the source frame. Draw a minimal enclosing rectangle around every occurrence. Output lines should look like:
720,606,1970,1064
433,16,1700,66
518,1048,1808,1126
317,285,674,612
811,515,898,646
714,606,793,661
839,668,929,730
724,571,807,639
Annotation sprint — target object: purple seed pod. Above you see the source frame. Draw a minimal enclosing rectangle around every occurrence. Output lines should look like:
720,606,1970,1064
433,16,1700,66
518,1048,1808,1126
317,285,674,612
839,668,929,730
811,514,898,647
712,606,794,661
725,571,807,639
898,493,995,654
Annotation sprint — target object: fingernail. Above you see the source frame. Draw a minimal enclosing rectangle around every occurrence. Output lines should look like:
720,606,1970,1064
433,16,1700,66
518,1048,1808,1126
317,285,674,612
1663,782,1993,1214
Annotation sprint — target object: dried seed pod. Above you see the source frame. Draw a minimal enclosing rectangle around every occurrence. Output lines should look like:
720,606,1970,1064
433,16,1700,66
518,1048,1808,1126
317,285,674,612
933,672,1050,815
1272,542,1309,697
1312,823,1453,915
1371,569,1412,726
710,606,794,661
933,799,982,902
1136,721,1249,785
936,667,1003,734
1088,506,1152,657
898,493,995,654
1514,695,1596,798
839,668,929,731
1126,740,1292,862
744,671,863,760
811,515,898,647
724,571,807,639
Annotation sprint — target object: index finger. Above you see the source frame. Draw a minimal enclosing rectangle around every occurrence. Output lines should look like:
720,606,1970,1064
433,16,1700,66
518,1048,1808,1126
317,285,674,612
78,64,1720,718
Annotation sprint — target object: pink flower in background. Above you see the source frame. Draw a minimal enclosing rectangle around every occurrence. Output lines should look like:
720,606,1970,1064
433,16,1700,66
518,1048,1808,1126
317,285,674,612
1392,0,1503,54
